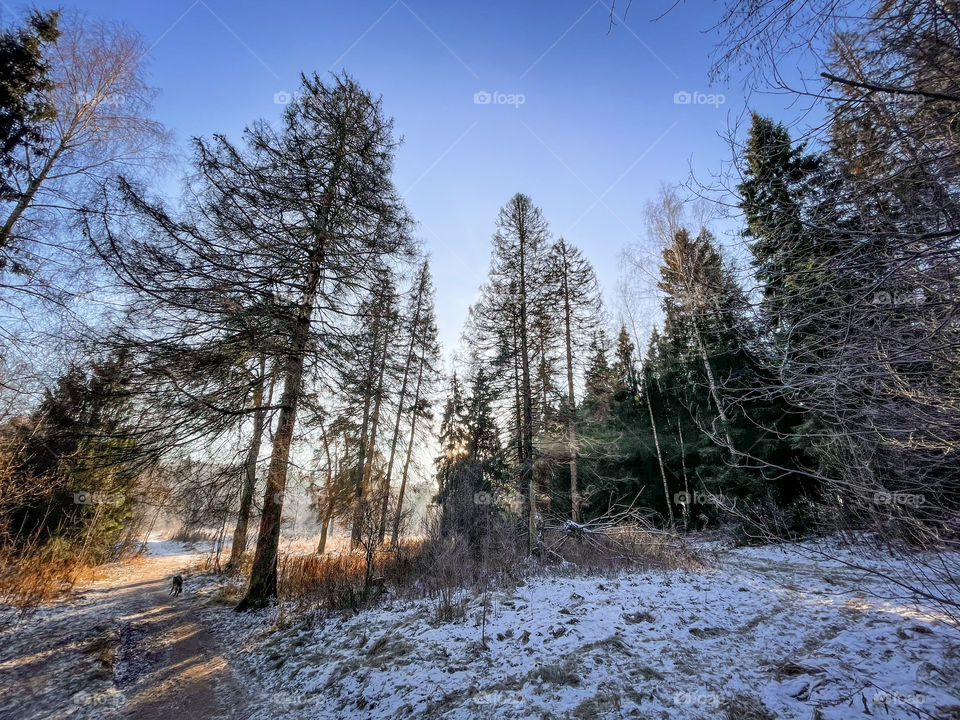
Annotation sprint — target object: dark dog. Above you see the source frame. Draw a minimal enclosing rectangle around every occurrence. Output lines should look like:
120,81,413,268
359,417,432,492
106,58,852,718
169,574,183,597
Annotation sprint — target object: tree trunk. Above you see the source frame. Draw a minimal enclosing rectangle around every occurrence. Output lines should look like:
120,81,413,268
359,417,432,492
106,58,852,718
0,144,62,252
351,333,380,548
362,344,387,503
235,236,325,611
391,350,426,546
226,358,270,571
316,415,334,554
560,256,580,521
513,314,524,465
317,504,333,554
677,418,690,531
645,386,674,525
379,287,423,542
693,320,737,456
518,235,536,555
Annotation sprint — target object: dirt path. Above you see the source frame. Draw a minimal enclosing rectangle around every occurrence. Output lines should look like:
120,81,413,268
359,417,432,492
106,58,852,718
0,545,251,720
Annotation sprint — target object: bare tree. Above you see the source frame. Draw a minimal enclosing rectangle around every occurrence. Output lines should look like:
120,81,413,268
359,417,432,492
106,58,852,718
1,11,167,269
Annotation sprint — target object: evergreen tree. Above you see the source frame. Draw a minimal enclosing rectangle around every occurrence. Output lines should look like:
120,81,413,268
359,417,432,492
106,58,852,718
547,238,603,521
102,72,415,608
582,331,613,417
0,10,60,189
1,350,138,565
469,193,552,553
612,324,639,399
435,372,471,501
738,114,822,337
380,261,441,545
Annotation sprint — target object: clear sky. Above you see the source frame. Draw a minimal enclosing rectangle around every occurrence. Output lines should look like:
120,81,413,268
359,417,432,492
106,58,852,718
30,0,798,358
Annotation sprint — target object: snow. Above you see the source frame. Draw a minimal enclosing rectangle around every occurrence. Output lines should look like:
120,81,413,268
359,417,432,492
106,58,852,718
3,534,957,719
0,536,204,720
193,538,960,719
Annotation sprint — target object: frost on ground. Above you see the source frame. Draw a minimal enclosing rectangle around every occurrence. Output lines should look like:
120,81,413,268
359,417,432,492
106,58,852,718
197,539,960,720
0,536,226,720
3,536,958,720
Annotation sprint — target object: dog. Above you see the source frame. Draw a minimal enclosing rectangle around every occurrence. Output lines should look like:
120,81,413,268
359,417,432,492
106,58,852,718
169,574,183,597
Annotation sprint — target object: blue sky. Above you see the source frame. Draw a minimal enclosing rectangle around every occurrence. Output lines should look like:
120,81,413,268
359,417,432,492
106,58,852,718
41,0,797,357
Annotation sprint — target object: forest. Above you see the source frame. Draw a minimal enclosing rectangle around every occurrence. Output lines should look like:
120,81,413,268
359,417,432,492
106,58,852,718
0,1,958,719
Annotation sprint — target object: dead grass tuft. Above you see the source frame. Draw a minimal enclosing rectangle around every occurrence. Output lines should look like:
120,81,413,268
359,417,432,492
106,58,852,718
0,542,98,611
539,521,705,573
277,538,427,612
535,657,582,685
721,693,776,720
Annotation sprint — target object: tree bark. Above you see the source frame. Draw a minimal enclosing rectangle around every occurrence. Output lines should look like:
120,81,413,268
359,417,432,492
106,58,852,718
378,281,425,542
517,228,536,555
559,253,580,521
677,418,690,530
0,146,62,253
353,324,389,547
235,232,326,611
350,329,380,548
692,319,737,456
226,357,270,571
645,387,674,525
391,349,426,546
316,415,334,554
317,504,333,554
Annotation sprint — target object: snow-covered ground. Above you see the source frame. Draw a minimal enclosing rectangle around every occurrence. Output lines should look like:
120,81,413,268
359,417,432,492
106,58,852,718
195,539,960,720
3,535,958,719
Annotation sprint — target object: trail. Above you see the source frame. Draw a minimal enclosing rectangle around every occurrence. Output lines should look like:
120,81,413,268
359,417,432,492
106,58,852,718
0,541,249,720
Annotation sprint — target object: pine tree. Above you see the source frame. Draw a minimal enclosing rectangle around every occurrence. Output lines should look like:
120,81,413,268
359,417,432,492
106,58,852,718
348,277,399,547
469,193,552,553
658,227,747,455
738,113,822,337
103,72,415,609
612,324,638,399
582,331,613,417
3,351,138,564
435,372,470,496
0,10,60,187
548,238,603,521
379,261,440,543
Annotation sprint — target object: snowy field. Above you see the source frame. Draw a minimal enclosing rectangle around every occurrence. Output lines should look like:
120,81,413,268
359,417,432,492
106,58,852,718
192,539,960,720
1,535,958,719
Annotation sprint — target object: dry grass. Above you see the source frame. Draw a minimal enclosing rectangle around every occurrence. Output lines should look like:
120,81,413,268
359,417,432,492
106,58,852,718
171,526,221,543
270,522,703,619
0,542,98,611
277,538,427,611
721,693,776,720
539,521,705,573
